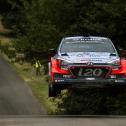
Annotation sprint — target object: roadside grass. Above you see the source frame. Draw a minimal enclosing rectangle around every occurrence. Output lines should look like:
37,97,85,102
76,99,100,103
0,36,13,45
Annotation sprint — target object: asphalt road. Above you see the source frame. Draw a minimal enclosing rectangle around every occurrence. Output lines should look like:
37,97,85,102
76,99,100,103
0,117,126,126
0,55,46,115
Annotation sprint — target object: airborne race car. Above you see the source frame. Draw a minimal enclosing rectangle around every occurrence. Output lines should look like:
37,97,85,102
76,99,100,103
48,36,126,97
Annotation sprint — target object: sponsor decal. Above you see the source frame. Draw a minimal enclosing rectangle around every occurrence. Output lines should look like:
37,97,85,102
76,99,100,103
59,52,118,64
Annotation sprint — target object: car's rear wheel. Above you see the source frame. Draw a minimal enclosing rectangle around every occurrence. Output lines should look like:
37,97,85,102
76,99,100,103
48,83,61,97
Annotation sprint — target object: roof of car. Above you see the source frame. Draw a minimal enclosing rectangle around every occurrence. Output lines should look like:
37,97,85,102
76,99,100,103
64,36,109,40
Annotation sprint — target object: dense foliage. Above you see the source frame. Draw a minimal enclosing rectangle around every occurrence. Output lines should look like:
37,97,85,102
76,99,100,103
51,87,126,115
2,0,126,60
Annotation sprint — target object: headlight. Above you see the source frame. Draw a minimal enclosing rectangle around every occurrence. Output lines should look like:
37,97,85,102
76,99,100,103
108,59,121,66
108,59,121,70
60,60,69,70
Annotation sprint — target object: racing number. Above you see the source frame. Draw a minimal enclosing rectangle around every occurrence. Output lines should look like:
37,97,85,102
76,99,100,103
78,68,103,77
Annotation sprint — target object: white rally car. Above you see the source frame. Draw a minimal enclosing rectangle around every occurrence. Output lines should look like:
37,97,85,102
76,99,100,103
48,36,126,97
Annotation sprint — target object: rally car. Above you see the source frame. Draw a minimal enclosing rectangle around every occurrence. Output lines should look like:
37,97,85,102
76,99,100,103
48,36,126,97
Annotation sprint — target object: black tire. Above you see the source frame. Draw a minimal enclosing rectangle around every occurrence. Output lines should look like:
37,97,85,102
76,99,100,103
48,83,61,97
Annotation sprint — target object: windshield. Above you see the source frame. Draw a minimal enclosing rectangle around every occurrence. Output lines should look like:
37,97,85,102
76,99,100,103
60,38,115,53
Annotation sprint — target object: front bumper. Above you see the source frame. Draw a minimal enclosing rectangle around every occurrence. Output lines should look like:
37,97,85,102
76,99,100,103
53,77,126,87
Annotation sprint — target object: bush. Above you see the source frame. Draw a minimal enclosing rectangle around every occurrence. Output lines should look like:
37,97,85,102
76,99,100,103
51,87,126,115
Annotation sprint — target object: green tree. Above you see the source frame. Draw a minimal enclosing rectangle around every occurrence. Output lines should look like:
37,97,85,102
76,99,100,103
10,0,126,59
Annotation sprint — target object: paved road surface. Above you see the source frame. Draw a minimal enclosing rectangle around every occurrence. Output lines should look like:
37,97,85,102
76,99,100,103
0,55,46,115
0,117,126,126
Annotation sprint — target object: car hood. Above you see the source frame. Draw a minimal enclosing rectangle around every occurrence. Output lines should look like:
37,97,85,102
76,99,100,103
58,52,118,64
